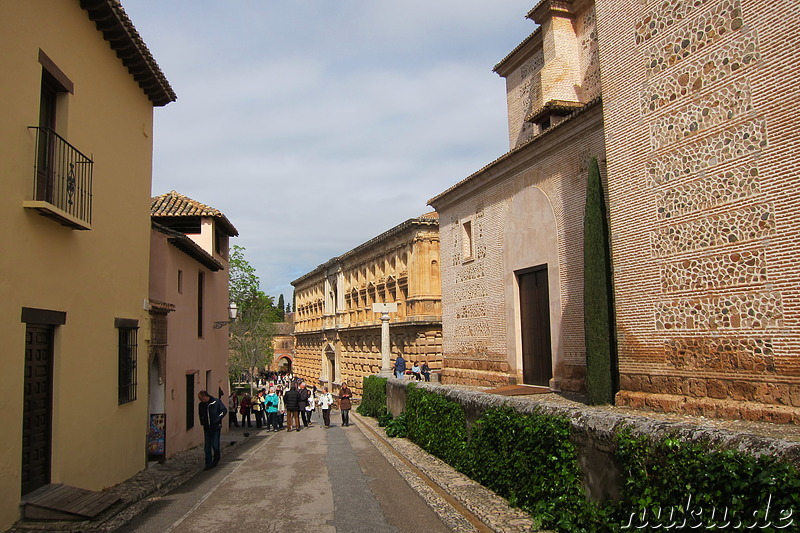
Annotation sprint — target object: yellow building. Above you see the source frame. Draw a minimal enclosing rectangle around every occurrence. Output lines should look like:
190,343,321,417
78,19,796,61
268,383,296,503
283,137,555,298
0,0,174,528
292,214,442,396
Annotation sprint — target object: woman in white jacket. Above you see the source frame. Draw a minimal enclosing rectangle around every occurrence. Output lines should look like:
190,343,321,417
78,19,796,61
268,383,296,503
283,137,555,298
318,387,334,428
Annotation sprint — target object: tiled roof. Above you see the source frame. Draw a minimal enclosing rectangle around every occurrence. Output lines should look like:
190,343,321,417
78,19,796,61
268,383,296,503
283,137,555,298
493,27,542,75
81,0,176,107
151,191,238,236
524,99,586,123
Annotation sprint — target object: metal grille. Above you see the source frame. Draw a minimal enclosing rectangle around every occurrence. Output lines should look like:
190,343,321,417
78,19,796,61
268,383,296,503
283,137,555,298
118,327,138,404
29,126,93,224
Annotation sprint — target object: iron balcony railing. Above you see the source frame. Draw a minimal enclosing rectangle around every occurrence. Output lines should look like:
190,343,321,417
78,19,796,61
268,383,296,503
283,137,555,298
29,126,93,226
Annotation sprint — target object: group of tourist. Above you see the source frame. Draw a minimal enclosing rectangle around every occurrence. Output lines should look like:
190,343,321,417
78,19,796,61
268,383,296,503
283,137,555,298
393,354,431,381
227,380,354,431
199,379,354,472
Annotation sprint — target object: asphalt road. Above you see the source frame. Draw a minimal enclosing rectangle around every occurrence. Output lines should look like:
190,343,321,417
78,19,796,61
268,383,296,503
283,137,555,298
117,415,453,533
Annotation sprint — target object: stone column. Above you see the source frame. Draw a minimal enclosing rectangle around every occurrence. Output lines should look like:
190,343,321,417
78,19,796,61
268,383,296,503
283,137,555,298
373,302,398,377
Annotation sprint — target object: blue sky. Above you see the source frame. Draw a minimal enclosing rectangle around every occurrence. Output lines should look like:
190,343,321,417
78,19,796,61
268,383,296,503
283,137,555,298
123,0,536,302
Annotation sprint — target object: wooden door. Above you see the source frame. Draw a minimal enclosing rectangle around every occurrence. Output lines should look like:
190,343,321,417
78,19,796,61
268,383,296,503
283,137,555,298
22,325,54,495
518,267,553,387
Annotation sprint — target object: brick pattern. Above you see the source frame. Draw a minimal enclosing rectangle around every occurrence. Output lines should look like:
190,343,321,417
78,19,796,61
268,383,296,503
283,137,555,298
597,0,800,420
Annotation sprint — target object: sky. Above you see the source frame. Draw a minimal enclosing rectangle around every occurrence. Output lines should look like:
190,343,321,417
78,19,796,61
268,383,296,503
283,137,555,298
122,0,537,303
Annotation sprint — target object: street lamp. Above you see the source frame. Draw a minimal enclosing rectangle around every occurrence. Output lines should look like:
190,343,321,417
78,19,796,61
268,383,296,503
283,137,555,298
213,301,238,329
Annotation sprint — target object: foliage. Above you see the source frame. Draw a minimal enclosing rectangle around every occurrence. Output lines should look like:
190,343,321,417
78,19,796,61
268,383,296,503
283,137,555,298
357,375,388,418
584,156,616,405
227,245,282,384
464,407,603,531
356,383,800,532
384,411,409,438
613,430,800,530
277,294,285,320
403,386,468,469
377,410,394,428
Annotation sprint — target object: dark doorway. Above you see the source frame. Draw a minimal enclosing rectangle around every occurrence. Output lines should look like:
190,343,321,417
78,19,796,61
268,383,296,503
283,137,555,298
518,266,553,387
186,374,195,430
22,325,54,495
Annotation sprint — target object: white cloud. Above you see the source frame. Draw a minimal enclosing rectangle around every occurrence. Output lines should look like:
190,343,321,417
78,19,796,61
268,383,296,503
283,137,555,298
124,0,535,299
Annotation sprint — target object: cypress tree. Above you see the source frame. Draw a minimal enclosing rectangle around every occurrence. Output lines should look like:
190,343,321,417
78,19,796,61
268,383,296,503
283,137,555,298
584,157,616,404
277,294,285,321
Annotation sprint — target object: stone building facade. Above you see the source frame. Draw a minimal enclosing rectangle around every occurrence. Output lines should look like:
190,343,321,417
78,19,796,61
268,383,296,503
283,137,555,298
595,0,800,421
292,215,442,395
429,0,604,391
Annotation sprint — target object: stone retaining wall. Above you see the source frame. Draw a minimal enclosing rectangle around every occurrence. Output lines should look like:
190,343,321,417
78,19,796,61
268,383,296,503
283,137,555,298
386,379,800,501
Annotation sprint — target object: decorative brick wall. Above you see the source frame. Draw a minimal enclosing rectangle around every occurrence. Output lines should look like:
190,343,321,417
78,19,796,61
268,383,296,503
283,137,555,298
596,0,800,421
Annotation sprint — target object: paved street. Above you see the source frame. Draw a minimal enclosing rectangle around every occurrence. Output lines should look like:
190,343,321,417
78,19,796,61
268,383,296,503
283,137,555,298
118,415,453,533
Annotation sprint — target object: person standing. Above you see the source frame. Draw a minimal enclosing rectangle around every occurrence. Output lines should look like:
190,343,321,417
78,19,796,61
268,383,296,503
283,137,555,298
339,381,353,427
276,386,286,429
394,354,406,379
198,390,227,470
318,386,334,428
265,386,280,431
305,391,316,424
298,382,311,428
240,394,252,427
252,389,265,428
283,383,301,432
228,391,240,427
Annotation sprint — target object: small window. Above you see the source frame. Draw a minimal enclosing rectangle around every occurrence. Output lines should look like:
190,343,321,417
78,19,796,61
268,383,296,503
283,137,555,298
117,320,139,404
177,269,183,294
197,271,205,338
462,220,474,261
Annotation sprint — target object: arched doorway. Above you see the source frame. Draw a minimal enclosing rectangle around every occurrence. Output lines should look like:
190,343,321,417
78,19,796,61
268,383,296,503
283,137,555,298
323,343,336,385
276,356,293,374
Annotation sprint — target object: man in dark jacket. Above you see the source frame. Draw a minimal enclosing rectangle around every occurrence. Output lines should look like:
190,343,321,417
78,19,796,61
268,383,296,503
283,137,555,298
394,354,406,379
298,382,311,428
198,390,227,470
283,383,302,432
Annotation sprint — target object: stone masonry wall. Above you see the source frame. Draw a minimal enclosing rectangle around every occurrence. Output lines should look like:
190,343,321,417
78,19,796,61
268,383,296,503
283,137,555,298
386,380,800,502
595,0,800,421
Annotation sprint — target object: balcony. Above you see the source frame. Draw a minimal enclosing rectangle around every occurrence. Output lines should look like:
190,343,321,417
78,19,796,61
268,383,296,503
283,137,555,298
24,127,93,230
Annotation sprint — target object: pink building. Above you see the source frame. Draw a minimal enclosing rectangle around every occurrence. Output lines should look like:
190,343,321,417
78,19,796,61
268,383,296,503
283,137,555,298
148,191,238,458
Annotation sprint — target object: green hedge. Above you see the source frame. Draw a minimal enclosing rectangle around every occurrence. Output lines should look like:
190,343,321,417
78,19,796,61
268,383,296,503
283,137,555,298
612,430,800,530
358,384,800,531
404,385,469,469
357,375,387,418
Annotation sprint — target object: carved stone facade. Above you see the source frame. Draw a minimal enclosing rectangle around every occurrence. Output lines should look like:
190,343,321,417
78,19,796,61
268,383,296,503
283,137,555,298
430,0,604,391
292,215,442,395
596,0,800,421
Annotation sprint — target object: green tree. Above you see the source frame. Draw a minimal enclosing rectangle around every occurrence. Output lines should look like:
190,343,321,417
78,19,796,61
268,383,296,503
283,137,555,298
277,294,285,321
583,157,617,404
227,245,281,387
